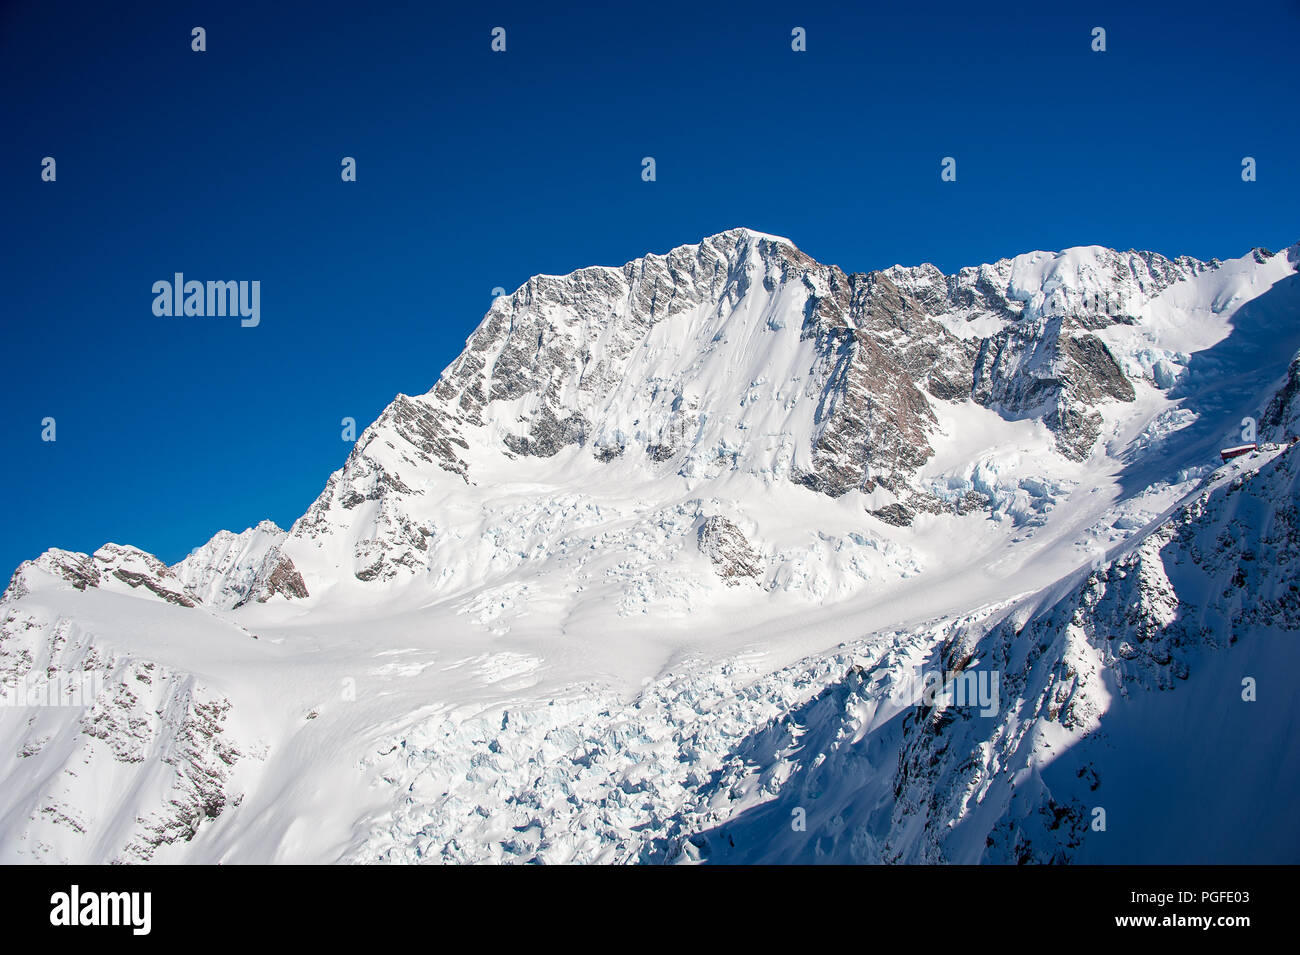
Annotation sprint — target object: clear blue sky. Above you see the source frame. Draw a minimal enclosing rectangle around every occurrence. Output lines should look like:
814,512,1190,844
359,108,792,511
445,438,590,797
2,0,1297,575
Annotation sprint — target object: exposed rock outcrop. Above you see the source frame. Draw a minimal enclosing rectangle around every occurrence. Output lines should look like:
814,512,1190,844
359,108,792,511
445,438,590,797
697,516,763,585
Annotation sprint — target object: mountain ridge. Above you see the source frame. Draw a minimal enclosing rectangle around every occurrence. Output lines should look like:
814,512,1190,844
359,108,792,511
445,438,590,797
9,229,1298,611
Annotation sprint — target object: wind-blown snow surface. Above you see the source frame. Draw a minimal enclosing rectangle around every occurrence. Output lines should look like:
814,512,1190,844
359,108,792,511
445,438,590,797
2,230,1298,864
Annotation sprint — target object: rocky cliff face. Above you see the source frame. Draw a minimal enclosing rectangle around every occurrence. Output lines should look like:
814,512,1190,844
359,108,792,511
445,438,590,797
425,234,1168,487
429,229,950,490
1261,352,1300,441
972,318,1137,460
255,229,1228,594
697,515,763,585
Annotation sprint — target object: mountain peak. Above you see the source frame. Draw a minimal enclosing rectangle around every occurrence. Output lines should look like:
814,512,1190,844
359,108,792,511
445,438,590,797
172,520,291,609
699,226,797,248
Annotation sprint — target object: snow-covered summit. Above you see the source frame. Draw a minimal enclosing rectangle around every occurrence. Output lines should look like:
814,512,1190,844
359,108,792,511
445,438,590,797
173,521,287,609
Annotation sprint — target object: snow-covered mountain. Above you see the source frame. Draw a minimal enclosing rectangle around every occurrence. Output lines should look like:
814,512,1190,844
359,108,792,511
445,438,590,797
173,520,287,610
2,228,1298,864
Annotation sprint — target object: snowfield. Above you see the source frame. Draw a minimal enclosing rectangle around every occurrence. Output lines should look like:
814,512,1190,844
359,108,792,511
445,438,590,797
2,229,1298,864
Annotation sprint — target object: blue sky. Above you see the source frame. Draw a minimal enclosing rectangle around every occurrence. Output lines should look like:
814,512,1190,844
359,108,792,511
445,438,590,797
2,0,1298,575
